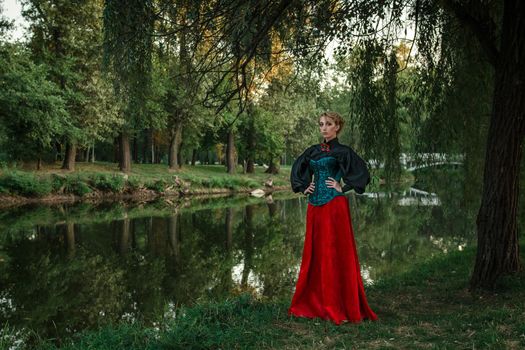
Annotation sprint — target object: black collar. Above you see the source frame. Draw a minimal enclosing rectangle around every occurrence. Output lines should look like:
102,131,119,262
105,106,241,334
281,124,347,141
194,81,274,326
322,137,339,146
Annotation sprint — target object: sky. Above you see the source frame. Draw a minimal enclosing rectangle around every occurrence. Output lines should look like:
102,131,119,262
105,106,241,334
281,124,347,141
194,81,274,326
2,0,28,42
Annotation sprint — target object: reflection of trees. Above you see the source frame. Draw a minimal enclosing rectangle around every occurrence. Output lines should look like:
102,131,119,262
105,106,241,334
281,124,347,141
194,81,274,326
413,167,478,239
120,217,131,254
247,199,305,298
163,207,238,304
241,205,255,287
354,173,477,282
168,214,180,262
225,207,233,251
65,222,75,258
0,234,128,342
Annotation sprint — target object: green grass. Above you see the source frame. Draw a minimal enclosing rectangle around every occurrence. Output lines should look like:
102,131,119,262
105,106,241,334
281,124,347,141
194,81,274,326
6,243,524,349
0,162,291,199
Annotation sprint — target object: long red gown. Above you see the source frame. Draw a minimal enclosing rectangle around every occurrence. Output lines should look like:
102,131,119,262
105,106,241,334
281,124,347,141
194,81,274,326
288,194,378,325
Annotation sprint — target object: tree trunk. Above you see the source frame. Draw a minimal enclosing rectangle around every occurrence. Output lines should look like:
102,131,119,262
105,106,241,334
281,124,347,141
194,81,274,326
119,132,132,172
169,119,183,170
191,148,197,166
178,140,184,165
470,0,525,289
246,112,256,173
246,158,255,173
226,129,236,174
62,141,76,171
265,158,279,174
54,141,62,162
142,129,153,163
133,136,139,163
142,130,147,163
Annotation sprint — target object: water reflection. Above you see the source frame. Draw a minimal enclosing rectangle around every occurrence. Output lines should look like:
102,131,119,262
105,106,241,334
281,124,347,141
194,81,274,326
0,184,478,342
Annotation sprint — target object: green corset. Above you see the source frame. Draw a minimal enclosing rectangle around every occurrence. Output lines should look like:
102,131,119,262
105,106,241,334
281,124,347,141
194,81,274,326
309,157,345,206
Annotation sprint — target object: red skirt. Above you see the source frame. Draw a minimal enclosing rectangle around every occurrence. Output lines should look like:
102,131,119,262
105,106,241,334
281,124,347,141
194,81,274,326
288,195,378,325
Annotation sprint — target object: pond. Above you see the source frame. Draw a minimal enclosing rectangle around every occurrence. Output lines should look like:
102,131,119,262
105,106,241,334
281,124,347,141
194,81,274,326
0,176,479,343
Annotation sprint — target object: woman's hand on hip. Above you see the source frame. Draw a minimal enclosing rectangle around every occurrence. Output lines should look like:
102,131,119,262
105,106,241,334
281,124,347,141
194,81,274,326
304,181,315,195
326,177,342,192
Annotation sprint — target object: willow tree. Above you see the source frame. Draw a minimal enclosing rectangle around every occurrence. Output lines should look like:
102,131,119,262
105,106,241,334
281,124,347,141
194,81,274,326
408,0,524,289
456,0,525,289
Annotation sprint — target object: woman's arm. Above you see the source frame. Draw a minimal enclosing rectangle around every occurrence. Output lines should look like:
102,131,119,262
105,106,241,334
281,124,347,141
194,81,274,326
290,147,313,194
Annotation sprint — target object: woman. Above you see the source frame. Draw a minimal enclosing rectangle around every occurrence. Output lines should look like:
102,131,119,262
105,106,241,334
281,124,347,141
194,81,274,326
288,111,377,325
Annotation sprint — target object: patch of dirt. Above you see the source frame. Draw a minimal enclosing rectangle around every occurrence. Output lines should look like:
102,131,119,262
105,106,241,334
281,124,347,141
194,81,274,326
393,326,416,337
504,340,522,349
272,321,310,336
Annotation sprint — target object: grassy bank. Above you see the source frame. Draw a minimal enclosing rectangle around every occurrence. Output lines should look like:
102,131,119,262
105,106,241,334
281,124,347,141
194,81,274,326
4,243,523,349
0,162,292,204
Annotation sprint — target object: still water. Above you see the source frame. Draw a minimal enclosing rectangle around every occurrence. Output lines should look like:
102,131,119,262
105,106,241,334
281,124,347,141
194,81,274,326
0,182,478,341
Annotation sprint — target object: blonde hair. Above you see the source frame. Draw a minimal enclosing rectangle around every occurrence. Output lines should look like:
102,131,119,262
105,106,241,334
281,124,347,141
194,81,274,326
319,111,345,134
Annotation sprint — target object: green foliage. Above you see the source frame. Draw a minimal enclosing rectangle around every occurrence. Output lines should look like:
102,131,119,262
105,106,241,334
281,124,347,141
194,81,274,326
92,174,126,193
0,171,53,197
238,178,260,188
66,178,92,197
0,43,68,160
22,0,124,149
126,176,143,190
51,175,91,196
146,179,167,193
201,177,238,190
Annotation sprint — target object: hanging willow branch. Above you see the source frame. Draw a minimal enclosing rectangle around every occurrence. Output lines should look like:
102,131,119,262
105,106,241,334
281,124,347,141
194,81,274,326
102,0,155,127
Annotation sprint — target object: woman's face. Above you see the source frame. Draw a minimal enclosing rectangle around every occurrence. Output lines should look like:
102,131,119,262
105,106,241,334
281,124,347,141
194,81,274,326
319,116,339,141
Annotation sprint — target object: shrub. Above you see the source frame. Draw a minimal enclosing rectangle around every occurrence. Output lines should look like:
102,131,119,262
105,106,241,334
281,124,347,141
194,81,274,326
0,171,53,197
51,174,67,192
145,179,166,193
65,178,92,196
127,176,143,190
238,178,259,188
92,174,126,193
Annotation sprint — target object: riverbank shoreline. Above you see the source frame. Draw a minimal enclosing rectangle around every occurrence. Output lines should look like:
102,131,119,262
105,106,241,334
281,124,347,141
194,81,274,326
0,162,294,208
0,185,291,209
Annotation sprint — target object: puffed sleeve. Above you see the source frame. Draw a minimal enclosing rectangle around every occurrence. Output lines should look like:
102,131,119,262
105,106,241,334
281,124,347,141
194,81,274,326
290,147,312,194
339,147,370,194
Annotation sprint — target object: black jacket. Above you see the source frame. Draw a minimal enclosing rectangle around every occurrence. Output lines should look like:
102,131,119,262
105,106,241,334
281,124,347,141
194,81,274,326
290,137,370,194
